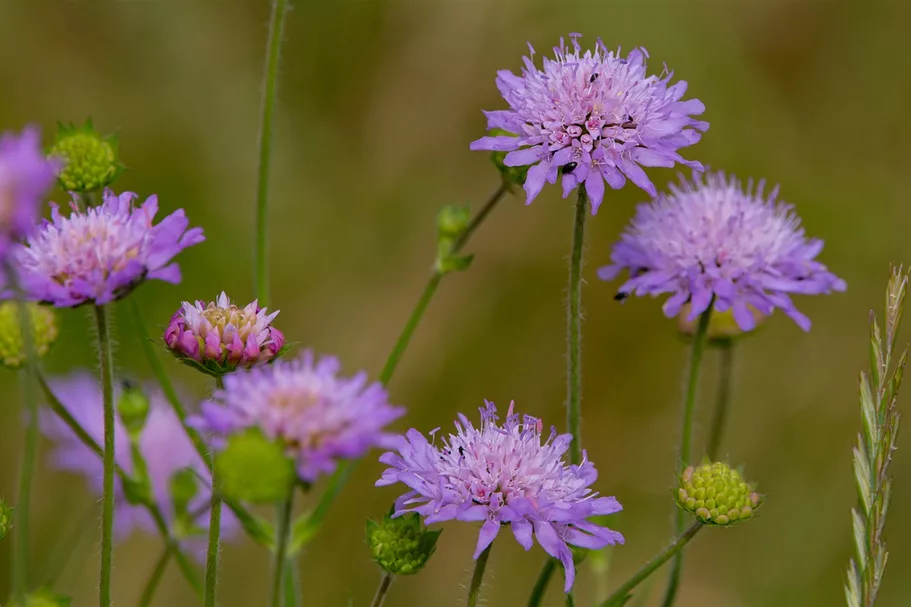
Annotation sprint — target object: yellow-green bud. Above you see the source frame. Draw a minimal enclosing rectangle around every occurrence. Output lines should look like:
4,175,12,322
367,509,441,575
49,119,121,193
7,588,72,607
437,205,471,241
677,460,762,526
215,428,295,504
0,301,58,369
117,381,150,437
0,498,13,540
677,303,765,345
435,204,474,274
488,128,528,187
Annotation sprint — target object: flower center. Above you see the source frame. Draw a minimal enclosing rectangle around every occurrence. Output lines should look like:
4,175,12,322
202,304,256,339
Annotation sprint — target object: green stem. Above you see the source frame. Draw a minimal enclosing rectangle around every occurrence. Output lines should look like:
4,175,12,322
600,523,703,607
254,0,289,305
369,572,394,607
660,304,713,607
567,189,587,464
565,592,576,607
94,305,115,607
271,491,294,607
283,559,301,607
204,465,222,607
466,544,493,607
378,273,442,384
12,293,38,597
139,547,173,607
706,342,735,461
527,559,556,607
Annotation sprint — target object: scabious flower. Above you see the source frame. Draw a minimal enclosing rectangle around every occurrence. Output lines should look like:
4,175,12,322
470,34,708,213
0,127,58,259
598,171,846,331
39,372,235,556
6,189,204,307
164,292,285,376
376,401,623,592
190,351,404,483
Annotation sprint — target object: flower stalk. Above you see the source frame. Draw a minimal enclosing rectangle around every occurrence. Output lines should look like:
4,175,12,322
94,304,116,607
567,188,587,465
706,342,735,461
370,573,394,607
466,544,493,607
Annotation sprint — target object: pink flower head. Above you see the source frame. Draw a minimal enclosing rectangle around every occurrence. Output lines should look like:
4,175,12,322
0,126,58,260
165,292,285,376
5,189,204,307
377,401,623,592
190,351,405,483
470,34,708,214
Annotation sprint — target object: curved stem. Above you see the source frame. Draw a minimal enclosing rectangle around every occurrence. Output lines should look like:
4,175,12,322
527,558,555,607
94,304,115,607
254,0,289,305
12,293,38,597
706,342,735,461
379,273,442,384
369,572,394,607
466,544,493,607
271,492,294,607
600,523,703,607
660,305,713,607
139,547,173,607
567,189,588,464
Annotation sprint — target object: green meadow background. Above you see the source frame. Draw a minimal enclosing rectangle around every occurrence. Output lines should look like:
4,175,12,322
1,0,909,605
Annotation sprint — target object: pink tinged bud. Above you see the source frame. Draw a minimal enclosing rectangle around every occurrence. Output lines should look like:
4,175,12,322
243,335,260,362
204,331,222,361
178,330,201,361
164,320,180,348
227,332,245,363
268,328,285,357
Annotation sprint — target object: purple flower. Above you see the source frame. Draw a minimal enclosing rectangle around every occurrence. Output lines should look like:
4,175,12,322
598,171,847,331
6,189,204,307
190,351,405,483
470,34,708,214
39,372,235,558
0,126,58,260
376,401,623,592
164,292,285,375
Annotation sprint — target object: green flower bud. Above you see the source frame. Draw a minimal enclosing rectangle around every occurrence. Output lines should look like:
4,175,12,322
676,460,762,526
7,588,72,607
488,128,528,187
215,428,295,504
366,509,441,575
0,301,58,370
117,380,150,437
437,205,471,241
169,467,199,516
677,303,765,346
0,498,13,540
48,119,121,193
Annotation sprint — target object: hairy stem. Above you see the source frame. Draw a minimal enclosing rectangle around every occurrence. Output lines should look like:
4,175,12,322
527,559,556,607
706,342,734,461
567,189,587,465
466,544,493,607
254,0,290,305
271,492,295,607
600,523,703,607
204,464,222,606
369,572,394,607
139,547,173,607
94,305,116,607
661,305,713,607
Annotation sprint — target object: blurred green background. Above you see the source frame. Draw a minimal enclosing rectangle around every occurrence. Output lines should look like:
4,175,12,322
1,0,910,605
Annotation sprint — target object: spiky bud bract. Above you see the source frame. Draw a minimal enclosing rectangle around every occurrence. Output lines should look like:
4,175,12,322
48,119,122,194
676,460,762,526
367,507,442,576
0,301,57,369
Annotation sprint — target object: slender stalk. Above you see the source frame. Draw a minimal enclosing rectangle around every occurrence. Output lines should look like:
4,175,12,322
12,291,38,597
369,572,394,607
600,523,703,607
453,182,509,251
706,342,735,461
254,0,289,305
139,547,173,607
271,492,294,607
566,189,587,465
660,305,713,607
527,559,556,607
204,463,222,607
466,544,493,607
283,559,302,607
379,273,442,384
94,304,116,607
565,593,576,607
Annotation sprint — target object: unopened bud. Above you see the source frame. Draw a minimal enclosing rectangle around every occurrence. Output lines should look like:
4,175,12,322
367,509,441,575
216,428,295,504
677,460,762,525
7,588,72,607
48,119,121,193
117,381,150,437
0,301,58,370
